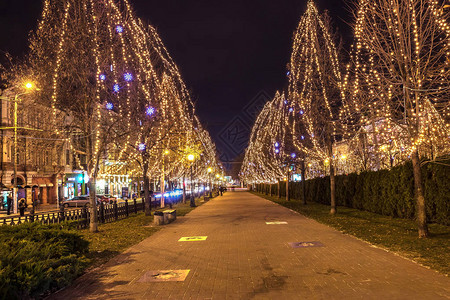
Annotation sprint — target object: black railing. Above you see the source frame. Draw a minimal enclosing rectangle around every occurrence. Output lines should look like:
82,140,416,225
1,199,147,229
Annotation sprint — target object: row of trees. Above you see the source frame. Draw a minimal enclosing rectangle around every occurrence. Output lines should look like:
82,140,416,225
241,0,449,237
3,0,220,232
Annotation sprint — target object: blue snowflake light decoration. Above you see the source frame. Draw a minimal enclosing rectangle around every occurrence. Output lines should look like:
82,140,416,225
106,102,114,110
146,106,155,116
115,25,123,33
275,149,280,154
301,135,305,140
291,153,296,159
138,143,146,151
299,109,304,115
113,84,120,92
99,74,106,81
274,142,279,148
289,107,294,113
124,73,133,81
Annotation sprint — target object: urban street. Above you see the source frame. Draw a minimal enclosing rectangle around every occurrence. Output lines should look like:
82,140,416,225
0,0,449,299
48,191,449,299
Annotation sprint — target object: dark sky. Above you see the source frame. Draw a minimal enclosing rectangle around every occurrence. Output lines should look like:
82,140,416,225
0,0,352,160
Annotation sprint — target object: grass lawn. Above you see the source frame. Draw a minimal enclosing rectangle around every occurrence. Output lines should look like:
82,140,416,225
252,192,450,276
80,197,207,269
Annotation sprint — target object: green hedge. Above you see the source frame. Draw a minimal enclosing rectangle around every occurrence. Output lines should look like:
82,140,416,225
0,222,89,299
256,160,449,225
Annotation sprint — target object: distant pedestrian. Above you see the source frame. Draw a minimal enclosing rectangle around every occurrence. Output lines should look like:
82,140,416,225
219,186,223,196
18,198,27,216
6,196,12,215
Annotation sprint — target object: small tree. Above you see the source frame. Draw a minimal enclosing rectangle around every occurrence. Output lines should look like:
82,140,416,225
288,1,345,214
241,92,288,184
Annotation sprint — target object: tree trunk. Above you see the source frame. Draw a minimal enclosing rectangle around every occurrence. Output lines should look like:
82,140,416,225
301,160,306,205
89,176,98,232
143,156,151,216
182,176,186,204
286,170,290,201
412,150,428,238
277,180,281,198
160,174,165,208
372,119,380,170
87,134,98,233
330,159,336,215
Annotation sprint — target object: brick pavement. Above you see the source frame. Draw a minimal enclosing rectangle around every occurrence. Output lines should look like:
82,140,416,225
49,191,450,300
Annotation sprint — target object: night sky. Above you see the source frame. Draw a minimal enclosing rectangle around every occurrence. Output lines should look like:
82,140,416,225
0,0,352,164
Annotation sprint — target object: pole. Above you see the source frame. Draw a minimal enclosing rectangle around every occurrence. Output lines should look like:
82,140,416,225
13,95,18,214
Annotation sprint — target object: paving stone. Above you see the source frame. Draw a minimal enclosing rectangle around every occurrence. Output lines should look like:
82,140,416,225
48,192,450,299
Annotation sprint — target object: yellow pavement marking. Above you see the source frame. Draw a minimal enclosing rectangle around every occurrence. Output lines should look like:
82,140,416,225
265,221,288,224
178,236,208,242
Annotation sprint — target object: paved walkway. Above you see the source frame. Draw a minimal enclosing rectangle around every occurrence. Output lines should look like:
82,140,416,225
50,191,450,300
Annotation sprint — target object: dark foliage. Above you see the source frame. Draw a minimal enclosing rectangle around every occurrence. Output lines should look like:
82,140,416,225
0,222,89,300
258,160,449,225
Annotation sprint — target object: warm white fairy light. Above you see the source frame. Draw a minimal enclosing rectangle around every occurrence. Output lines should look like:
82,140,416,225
31,0,221,189
240,92,289,183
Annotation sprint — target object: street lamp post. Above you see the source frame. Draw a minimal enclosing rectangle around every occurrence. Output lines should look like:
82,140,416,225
187,154,196,207
0,82,37,214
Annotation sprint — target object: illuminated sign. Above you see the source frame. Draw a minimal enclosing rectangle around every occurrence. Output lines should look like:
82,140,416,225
293,174,302,182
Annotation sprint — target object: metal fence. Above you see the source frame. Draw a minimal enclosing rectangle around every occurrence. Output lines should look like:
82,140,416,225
1,199,147,228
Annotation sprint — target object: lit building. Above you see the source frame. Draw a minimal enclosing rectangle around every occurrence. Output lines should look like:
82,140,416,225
0,88,73,206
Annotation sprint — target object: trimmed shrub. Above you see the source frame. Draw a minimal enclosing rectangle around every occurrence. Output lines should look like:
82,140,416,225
0,222,89,299
260,159,449,225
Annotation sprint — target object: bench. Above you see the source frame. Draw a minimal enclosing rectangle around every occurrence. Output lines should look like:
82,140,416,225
163,209,176,223
153,211,165,225
153,210,177,225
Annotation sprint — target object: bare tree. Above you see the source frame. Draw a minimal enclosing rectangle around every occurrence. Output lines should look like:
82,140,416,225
288,1,345,214
350,0,450,237
29,0,165,232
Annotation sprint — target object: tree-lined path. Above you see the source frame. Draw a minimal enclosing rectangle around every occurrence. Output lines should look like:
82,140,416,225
50,192,450,299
